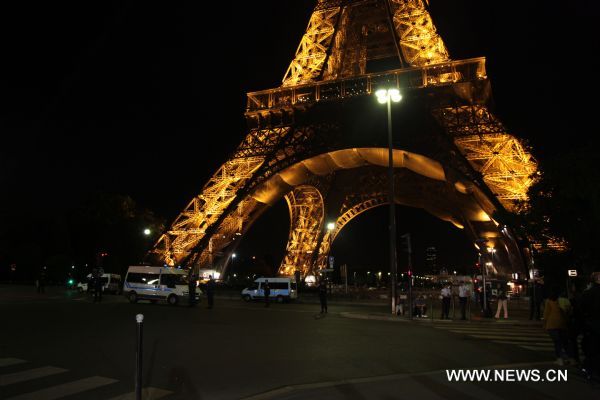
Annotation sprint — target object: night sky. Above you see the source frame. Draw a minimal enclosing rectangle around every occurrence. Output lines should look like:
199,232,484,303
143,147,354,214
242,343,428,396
2,1,599,275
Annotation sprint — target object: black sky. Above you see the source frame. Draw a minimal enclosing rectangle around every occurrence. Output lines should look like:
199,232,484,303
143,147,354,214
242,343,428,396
2,1,599,273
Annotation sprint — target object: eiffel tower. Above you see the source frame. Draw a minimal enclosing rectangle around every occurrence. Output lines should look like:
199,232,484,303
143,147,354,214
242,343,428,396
150,0,537,278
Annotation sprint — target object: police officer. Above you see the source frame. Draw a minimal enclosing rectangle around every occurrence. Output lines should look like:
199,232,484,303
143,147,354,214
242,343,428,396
206,275,216,309
93,266,103,303
318,280,328,313
188,271,197,307
263,280,270,307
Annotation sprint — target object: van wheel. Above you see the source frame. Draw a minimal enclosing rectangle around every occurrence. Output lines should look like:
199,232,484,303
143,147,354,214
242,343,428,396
167,294,178,306
243,295,251,302
276,295,284,304
128,291,138,303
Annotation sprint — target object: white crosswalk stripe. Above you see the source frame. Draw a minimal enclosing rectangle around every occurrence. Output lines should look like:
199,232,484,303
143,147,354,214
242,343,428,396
0,366,67,386
431,324,554,353
0,358,26,368
6,376,118,400
0,357,173,400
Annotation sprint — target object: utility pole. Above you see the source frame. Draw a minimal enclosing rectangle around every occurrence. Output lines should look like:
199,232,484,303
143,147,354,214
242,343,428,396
401,233,412,320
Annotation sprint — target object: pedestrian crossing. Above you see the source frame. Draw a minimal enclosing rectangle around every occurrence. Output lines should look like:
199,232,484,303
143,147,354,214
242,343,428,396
430,323,555,354
0,358,173,400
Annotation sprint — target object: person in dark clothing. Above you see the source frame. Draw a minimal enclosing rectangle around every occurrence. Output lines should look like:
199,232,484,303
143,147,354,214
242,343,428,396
263,280,270,307
188,272,197,307
206,275,215,309
36,269,46,293
567,284,583,364
318,280,328,313
581,273,600,380
528,279,544,320
93,267,103,303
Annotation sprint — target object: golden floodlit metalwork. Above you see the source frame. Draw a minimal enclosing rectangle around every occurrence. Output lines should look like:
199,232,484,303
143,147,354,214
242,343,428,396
151,0,539,277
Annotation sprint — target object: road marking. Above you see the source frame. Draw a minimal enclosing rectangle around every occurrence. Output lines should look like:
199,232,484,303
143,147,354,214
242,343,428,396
432,325,542,333
0,366,67,386
0,359,26,368
6,376,117,400
467,335,551,342
445,329,545,337
519,345,554,352
106,387,173,400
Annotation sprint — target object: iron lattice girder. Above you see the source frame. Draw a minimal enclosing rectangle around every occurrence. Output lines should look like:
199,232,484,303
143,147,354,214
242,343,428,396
282,6,340,86
282,0,450,87
389,0,450,66
433,105,537,209
280,185,326,277
151,120,337,267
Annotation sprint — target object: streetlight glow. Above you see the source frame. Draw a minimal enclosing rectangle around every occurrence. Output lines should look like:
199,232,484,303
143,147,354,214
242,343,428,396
232,253,236,258
143,228,151,235
375,88,402,104
326,222,335,231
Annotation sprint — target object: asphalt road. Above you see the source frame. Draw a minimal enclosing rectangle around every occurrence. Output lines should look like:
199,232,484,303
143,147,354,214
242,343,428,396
1,285,597,400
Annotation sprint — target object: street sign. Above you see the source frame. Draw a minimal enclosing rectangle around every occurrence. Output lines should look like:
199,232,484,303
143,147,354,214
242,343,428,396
568,270,577,277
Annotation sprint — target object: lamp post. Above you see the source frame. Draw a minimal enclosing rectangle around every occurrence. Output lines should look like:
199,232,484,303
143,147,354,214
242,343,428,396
375,88,402,314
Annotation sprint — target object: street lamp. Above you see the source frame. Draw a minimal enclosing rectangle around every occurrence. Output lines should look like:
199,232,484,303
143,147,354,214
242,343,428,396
375,87,402,314
143,228,151,236
326,222,335,231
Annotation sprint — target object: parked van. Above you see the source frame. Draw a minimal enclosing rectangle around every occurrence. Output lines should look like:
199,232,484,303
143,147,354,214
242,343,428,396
123,266,200,305
241,277,297,303
77,273,122,294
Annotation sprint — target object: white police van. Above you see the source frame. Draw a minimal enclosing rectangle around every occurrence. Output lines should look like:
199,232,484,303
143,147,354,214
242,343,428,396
77,273,122,294
123,266,200,305
241,277,297,303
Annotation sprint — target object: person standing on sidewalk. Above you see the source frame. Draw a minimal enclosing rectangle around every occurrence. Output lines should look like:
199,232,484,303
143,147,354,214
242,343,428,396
318,280,328,313
206,275,215,309
36,269,46,293
528,278,544,320
263,280,270,307
494,282,508,319
544,285,568,366
92,266,103,303
458,281,469,320
581,272,600,379
440,285,451,319
188,271,197,307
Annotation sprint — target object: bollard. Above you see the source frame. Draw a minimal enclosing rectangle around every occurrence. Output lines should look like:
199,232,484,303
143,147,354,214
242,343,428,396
135,314,144,400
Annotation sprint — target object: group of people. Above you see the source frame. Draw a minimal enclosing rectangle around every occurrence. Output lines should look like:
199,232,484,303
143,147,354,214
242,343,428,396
542,273,600,379
394,281,471,319
187,273,215,308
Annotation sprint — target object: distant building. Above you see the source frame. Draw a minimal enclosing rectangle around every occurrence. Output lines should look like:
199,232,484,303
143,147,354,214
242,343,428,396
426,247,437,274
